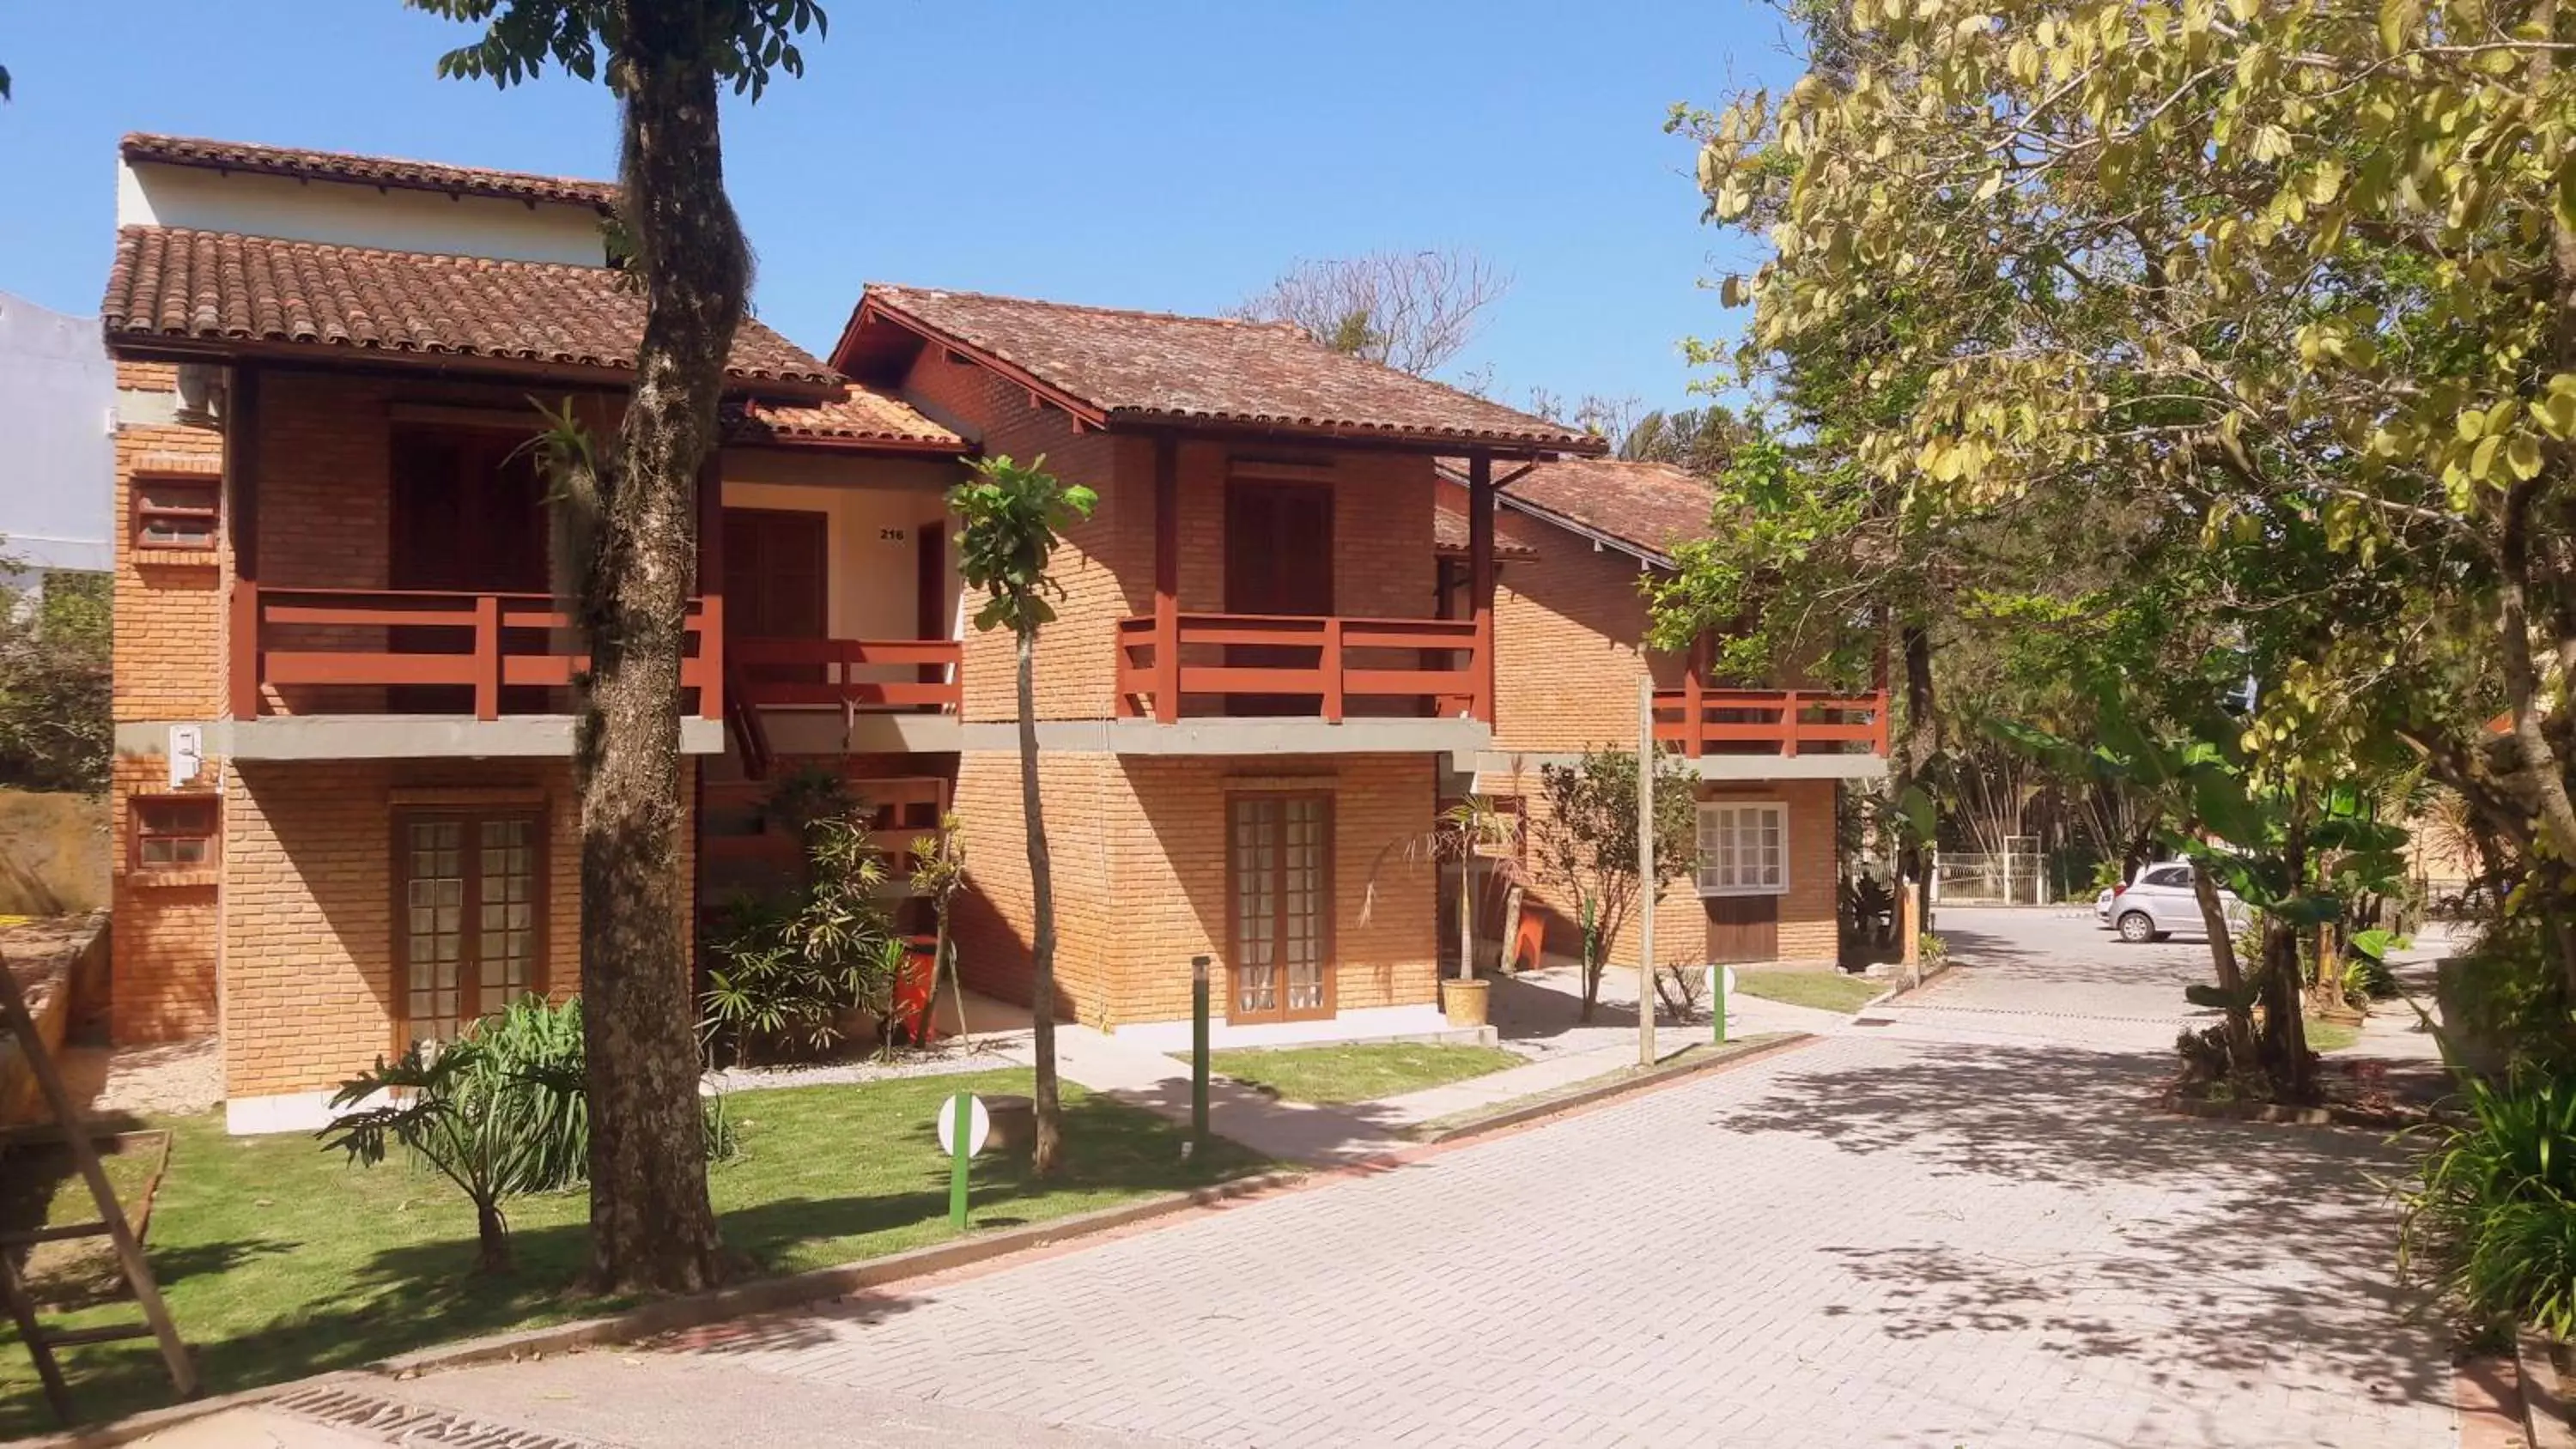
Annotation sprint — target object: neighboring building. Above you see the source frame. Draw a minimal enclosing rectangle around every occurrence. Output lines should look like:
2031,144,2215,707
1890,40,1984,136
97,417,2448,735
96,133,1601,1130
1437,456,1889,972
0,290,115,577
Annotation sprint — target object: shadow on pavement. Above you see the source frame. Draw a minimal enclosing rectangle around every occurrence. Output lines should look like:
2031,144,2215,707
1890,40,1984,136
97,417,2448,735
1717,1038,2451,1413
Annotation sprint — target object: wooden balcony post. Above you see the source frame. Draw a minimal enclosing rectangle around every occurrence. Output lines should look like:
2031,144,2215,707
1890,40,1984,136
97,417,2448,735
1153,433,1181,724
1683,633,1708,758
472,593,502,720
1321,617,1345,722
1874,688,1892,755
700,596,725,720
228,579,259,719
1468,452,1496,723
1782,688,1801,758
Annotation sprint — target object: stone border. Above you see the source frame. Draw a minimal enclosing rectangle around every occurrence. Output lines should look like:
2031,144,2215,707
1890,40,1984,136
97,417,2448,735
2155,1090,2423,1131
1410,1034,1814,1146
1858,954,1957,1013
2521,1327,2576,1449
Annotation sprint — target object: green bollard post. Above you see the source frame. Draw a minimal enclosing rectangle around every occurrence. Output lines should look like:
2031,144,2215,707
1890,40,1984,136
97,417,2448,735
1191,955,1211,1153
949,1092,972,1230
1712,963,1728,1046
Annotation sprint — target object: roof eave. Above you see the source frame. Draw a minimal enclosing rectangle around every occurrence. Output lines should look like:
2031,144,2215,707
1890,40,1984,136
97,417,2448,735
1491,488,1680,571
119,136,617,214
1104,409,1605,459
841,297,1111,427
102,330,839,403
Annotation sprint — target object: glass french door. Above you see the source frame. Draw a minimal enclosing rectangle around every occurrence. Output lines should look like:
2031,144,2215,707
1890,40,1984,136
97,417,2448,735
1229,794,1333,1022
398,812,544,1046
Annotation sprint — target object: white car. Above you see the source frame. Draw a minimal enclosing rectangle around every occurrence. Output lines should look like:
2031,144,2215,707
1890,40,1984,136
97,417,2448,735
2106,862,2245,943
2094,886,2117,925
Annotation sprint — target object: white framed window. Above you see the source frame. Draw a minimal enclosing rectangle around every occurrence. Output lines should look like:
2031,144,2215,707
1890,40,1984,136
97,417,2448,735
1696,800,1788,896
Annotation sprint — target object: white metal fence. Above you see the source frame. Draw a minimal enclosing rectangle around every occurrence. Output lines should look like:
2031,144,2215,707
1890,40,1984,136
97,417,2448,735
1929,847,2051,906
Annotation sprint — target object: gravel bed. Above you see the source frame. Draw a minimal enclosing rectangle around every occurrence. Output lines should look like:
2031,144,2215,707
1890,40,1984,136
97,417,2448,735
704,1038,1025,1095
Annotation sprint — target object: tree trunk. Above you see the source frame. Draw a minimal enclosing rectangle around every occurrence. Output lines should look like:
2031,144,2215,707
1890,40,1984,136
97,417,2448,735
1455,857,1477,979
474,1198,513,1276
574,0,738,1296
1893,621,1941,933
1577,894,1601,1022
2190,859,2260,1069
1019,631,1065,1175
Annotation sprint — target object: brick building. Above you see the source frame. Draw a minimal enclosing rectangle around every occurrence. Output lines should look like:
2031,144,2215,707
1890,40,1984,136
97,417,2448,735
1435,456,1889,973
97,133,1884,1132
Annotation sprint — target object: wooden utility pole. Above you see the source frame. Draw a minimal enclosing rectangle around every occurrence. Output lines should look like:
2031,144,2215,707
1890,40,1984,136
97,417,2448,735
1637,677,1658,1066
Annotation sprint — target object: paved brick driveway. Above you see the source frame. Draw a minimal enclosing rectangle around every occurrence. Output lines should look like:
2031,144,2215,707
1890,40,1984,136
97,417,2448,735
360,910,2455,1449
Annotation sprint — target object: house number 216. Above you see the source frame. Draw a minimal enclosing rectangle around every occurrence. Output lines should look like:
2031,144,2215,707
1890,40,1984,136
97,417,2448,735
880,528,907,542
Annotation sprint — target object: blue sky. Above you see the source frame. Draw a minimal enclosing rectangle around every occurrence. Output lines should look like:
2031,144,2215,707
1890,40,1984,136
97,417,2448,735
0,1,1797,415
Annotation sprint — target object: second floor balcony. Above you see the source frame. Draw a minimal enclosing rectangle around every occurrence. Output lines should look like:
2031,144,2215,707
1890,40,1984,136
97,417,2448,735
1114,612,1485,723
1651,684,1891,763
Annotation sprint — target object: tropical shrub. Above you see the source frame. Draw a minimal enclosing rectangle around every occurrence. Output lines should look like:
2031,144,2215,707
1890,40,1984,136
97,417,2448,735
2436,917,2576,1077
2400,1071,2576,1339
701,797,902,1065
316,1006,588,1273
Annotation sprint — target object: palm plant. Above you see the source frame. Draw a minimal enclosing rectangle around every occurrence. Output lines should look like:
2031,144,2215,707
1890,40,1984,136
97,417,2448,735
2400,1070,2576,1338
951,454,1097,1176
316,1022,585,1275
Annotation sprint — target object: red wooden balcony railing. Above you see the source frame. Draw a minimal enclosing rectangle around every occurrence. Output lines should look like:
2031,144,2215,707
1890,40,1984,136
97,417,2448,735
1115,613,1487,723
727,638,962,712
228,583,718,721
1652,686,1890,757
698,773,950,876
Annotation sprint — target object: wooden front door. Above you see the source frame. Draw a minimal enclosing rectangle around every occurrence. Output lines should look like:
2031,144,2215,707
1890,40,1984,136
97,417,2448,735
724,507,829,689
396,810,545,1046
1224,484,1334,714
1227,793,1334,1022
1704,895,1780,963
388,428,550,712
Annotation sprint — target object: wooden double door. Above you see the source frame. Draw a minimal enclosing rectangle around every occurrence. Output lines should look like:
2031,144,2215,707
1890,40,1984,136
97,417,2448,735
1227,793,1334,1022
387,427,551,712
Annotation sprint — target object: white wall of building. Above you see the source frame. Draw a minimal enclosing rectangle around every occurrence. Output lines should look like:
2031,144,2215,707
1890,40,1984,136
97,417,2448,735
0,292,114,573
721,452,964,640
118,161,607,266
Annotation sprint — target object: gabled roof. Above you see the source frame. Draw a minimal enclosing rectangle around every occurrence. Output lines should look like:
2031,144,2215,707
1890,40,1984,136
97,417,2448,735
729,390,968,454
121,133,618,211
1432,496,1540,560
102,227,837,399
1442,456,1714,567
838,284,1601,456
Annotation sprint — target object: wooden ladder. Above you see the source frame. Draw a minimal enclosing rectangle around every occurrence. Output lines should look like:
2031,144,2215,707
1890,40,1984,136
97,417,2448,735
0,949,197,1424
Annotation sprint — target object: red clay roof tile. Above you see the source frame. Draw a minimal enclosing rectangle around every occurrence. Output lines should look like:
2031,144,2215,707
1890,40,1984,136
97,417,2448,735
1446,456,1714,563
121,133,617,210
856,285,1601,453
102,227,836,395
1433,497,1541,559
730,391,966,452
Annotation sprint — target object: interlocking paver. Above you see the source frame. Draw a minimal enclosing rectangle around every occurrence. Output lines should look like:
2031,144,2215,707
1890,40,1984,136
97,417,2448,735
367,910,2455,1448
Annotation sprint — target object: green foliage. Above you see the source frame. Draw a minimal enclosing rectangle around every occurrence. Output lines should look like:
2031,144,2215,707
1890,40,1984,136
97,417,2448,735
948,454,1098,639
1529,749,1698,1018
1618,406,1748,477
2439,917,2576,1075
700,777,901,1064
0,569,111,792
2401,1071,2576,1338
405,0,826,98
315,1004,591,1272
465,995,592,1192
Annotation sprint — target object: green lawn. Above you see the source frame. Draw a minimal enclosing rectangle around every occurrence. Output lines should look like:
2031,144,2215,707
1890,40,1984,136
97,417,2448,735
0,1071,1263,1435
1200,1042,1526,1106
2306,1018,2362,1053
1733,968,1881,1015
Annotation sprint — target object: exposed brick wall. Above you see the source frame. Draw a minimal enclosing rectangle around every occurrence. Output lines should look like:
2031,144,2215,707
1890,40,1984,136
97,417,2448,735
110,365,227,1044
1627,779,1841,970
221,755,694,1100
1488,506,1686,752
947,749,1438,1029
107,755,221,1042
899,350,1128,723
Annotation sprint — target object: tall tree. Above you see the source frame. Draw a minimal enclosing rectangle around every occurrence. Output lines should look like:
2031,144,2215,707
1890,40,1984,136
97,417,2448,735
951,454,1097,1175
409,0,825,1294
1236,249,1510,378
1676,0,2576,987
1617,405,1751,477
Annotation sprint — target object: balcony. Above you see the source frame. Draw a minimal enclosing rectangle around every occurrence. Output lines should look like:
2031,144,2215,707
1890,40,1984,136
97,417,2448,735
223,583,724,758
1115,613,1487,723
698,773,950,895
1650,686,1890,774
727,638,962,712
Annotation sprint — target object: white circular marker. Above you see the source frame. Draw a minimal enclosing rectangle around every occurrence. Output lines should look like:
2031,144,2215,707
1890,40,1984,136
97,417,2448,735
937,1093,992,1158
